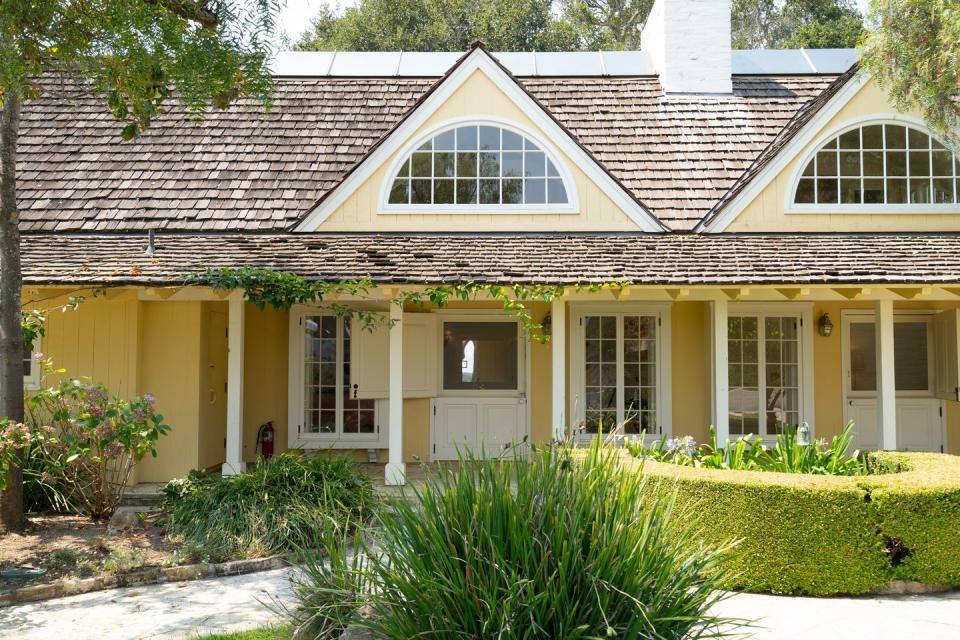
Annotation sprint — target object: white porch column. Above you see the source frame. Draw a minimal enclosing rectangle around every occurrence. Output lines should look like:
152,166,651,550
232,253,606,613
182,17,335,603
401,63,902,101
711,297,730,447
876,299,897,450
224,290,246,476
551,296,566,441
385,300,406,485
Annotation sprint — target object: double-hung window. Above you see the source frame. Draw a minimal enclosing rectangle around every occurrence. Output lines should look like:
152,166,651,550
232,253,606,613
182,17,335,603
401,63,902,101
728,313,802,437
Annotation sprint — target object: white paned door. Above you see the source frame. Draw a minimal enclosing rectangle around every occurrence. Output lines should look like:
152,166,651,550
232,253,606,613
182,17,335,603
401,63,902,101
433,397,526,460
847,399,942,452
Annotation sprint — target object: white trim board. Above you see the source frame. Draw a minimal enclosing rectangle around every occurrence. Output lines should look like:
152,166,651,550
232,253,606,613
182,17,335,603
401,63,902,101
697,72,870,233
294,47,665,233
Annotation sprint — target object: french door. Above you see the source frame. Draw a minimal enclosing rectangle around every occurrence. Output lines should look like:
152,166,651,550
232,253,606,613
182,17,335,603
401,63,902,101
571,308,669,439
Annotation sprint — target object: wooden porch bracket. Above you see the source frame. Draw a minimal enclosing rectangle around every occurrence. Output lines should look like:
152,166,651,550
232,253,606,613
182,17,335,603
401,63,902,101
889,287,932,300
722,287,749,300
775,287,809,300
665,287,690,300
833,287,869,300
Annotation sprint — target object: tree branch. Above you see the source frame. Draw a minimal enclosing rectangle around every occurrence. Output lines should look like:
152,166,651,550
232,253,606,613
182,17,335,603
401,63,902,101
146,0,221,29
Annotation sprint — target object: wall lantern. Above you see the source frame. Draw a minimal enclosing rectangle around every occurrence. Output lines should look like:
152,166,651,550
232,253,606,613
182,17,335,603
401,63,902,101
796,423,812,447
818,313,834,337
542,314,553,336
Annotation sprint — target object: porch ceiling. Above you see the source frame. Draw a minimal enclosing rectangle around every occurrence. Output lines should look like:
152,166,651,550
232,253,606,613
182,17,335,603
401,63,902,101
19,232,960,289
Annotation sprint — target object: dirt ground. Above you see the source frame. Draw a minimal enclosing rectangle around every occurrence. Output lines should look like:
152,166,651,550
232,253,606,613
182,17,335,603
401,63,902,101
0,514,179,590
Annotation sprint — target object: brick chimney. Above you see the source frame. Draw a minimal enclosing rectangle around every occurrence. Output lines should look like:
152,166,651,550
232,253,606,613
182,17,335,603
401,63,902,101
641,0,733,94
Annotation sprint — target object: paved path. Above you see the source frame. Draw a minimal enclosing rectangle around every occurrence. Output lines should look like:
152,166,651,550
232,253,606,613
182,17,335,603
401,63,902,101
3,567,960,639
0,569,292,640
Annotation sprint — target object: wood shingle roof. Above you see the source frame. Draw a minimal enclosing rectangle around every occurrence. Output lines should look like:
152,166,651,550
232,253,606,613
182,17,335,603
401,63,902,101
18,72,838,233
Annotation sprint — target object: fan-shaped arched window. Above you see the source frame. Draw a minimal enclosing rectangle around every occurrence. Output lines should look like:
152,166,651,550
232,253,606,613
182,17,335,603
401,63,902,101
792,122,959,207
384,123,572,210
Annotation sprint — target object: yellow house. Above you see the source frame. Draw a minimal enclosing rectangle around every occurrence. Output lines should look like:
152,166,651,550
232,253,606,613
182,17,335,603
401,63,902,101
17,0,960,486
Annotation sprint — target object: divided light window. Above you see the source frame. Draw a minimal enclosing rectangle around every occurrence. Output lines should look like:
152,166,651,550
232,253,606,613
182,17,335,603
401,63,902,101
303,315,376,437
387,125,569,207
794,123,960,206
728,315,801,438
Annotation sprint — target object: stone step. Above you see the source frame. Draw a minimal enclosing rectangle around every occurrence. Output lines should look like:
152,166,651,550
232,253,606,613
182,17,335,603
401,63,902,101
119,483,165,508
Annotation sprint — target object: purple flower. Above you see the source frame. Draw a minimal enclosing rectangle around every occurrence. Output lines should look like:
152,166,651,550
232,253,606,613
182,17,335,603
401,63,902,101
143,393,156,407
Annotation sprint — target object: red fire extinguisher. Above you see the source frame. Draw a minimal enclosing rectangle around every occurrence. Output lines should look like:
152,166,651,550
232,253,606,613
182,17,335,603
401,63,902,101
257,421,274,459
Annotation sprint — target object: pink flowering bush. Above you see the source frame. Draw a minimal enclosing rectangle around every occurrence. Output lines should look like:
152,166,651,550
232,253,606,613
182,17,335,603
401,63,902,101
1,362,170,521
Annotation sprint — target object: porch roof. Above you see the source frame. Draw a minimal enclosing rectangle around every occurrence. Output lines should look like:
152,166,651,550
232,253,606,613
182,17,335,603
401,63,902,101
19,232,960,287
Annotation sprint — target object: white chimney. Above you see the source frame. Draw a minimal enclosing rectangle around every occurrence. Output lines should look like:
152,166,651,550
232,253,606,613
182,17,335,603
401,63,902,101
641,0,732,94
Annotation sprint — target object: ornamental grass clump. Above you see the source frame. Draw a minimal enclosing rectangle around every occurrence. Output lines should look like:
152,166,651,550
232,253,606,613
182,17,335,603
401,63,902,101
325,439,738,639
161,452,375,562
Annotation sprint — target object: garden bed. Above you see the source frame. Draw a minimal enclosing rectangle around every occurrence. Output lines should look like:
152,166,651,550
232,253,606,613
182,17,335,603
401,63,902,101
0,513,179,592
627,451,960,596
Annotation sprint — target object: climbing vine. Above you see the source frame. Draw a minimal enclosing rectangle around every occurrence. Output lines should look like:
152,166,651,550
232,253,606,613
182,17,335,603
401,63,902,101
188,268,631,343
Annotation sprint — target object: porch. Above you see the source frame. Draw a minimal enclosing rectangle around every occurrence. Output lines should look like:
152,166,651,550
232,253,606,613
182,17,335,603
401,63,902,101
208,284,960,485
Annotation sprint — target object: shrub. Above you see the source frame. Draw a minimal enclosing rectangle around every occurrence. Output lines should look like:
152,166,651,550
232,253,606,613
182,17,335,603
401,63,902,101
1,365,170,521
293,441,740,639
161,452,375,562
631,450,960,595
627,422,867,476
102,545,148,573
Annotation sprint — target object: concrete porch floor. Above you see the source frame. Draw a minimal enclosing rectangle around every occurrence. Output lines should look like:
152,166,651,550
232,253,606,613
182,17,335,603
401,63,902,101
359,462,459,498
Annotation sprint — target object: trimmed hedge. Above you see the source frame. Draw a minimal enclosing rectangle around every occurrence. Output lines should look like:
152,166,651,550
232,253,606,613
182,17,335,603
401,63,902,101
627,451,960,596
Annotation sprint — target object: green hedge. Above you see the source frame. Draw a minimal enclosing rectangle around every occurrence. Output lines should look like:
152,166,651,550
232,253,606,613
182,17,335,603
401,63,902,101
628,451,960,596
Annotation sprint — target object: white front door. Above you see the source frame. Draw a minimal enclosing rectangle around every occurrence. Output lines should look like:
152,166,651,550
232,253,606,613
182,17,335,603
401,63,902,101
431,315,527,461
842,312,943,452
846,398,942,452
433,397,527,460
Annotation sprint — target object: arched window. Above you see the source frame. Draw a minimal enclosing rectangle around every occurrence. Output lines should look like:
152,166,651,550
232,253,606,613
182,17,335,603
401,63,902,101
384,123,572,209
793,122,959,207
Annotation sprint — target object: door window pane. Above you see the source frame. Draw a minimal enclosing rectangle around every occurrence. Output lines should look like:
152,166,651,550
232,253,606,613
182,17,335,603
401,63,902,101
849,320,931,393
622,315,657,435
584,315,618,433
894,322,929,391
304,316,338,433
443,322,518,391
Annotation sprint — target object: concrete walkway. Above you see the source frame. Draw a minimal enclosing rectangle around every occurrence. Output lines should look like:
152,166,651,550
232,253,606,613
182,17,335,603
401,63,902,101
3,567,960,639
0,568,292,640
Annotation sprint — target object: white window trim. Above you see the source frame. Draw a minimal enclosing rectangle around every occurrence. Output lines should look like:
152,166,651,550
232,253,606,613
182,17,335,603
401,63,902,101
287,305,388,449
840,310,936,400
378,116,580,214
785,114,960,215
568,302,672,442
23,335,41,391
435,311,526,397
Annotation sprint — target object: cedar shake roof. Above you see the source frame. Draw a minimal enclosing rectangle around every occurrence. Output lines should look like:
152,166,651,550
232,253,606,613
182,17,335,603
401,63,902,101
20,232,960,286
18,72,839,232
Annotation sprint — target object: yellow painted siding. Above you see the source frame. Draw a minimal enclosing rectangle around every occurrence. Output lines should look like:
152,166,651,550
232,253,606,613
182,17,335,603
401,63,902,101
671,302,711,443
241,304,290,463
314,69,640,232
136,302,203,482
728,79,960,231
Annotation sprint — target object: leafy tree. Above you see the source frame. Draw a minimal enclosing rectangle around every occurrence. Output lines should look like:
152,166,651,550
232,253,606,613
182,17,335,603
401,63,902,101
295,0,581,51
732,0,864,48
0,0,276,532
559,0,653,50
860,0,960,145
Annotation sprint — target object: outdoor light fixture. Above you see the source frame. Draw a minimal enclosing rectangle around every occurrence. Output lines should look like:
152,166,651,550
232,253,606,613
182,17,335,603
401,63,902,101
542,313,552,336
797,424,812,446
818,313,834,337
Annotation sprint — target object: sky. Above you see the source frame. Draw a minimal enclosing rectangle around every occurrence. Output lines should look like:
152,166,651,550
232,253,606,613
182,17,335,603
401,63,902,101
275,0,874,49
